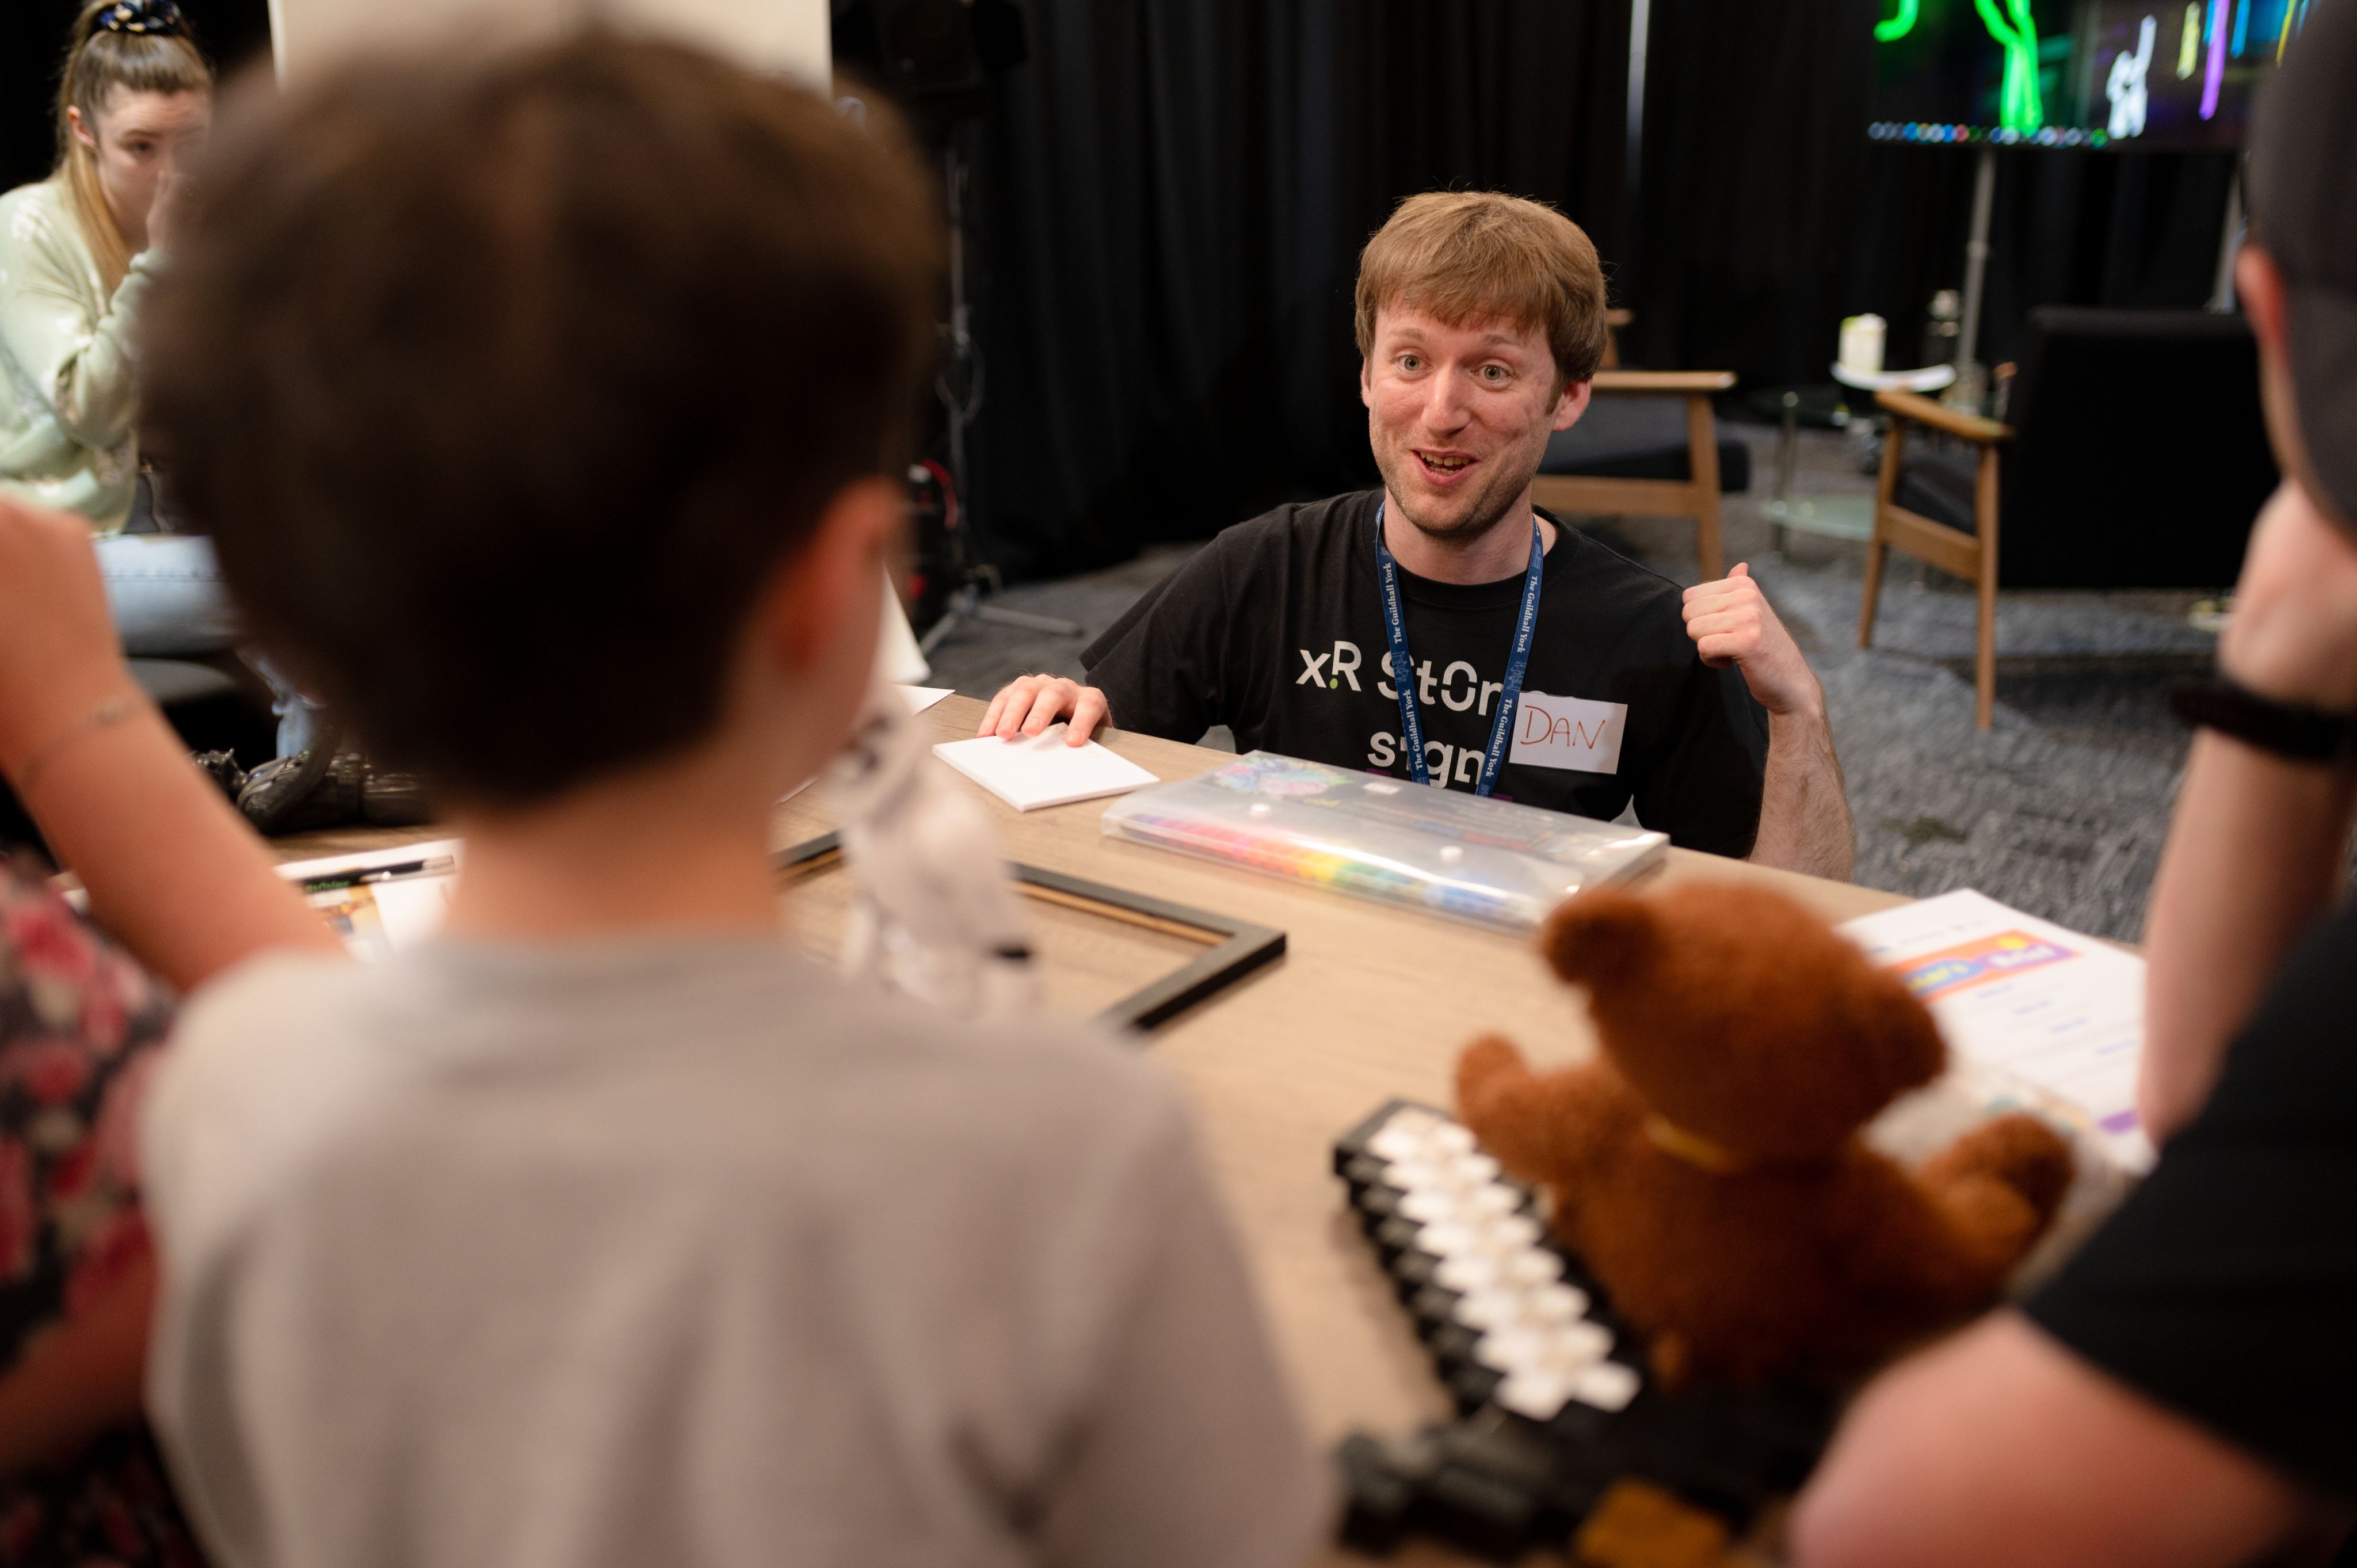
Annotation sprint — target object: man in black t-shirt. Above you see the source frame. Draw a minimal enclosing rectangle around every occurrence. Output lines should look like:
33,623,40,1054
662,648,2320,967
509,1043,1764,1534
1792,15,2357,1565
979,192,1853,878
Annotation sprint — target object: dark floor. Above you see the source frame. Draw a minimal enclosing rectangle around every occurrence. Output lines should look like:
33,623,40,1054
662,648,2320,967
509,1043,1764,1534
922,421,2233,943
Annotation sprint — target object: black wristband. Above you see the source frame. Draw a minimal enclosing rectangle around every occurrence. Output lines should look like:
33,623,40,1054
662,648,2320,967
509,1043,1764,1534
2168,677,2357,764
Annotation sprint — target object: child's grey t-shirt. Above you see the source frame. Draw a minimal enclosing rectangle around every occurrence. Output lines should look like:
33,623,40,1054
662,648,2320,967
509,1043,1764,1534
140,938,1329,1568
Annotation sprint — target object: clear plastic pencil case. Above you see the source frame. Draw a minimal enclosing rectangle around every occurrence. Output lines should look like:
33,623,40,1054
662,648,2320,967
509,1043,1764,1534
1099,751,1668,930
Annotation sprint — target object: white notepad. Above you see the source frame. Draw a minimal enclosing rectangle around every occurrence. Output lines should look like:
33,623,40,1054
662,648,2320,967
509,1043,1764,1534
933,727,1160,811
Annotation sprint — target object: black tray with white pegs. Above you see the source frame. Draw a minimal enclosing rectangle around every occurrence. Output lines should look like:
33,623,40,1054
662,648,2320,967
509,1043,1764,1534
1332,1099,1840,1562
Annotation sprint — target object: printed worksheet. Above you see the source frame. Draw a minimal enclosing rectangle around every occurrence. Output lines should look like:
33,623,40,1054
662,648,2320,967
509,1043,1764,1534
1841,890,2153,1173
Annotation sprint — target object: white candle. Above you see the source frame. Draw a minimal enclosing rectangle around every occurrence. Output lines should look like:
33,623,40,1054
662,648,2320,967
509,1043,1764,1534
1839,313,1887,376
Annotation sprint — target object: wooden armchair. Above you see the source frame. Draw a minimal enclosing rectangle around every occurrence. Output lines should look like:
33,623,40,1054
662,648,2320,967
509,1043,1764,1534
1859,390,2012,728
1860,306,2277,731
1530,368,1741,581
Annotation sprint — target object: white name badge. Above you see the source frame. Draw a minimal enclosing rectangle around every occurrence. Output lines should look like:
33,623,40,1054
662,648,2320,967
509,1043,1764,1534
1508,692,1627,776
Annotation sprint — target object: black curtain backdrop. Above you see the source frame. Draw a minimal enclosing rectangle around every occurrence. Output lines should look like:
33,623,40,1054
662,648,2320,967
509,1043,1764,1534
0,0,2237,576
1,0,272,195
967,0,2238,577
968,0,1630,577
1631,0,2234,383
1626,0,1880,383
1847,143,2239,372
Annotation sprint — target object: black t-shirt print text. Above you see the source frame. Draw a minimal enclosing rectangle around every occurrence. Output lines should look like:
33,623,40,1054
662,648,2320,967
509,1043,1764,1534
1084,490,1769,856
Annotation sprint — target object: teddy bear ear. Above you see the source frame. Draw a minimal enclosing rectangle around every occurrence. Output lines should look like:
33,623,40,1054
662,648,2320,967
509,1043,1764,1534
1542,888,1658,985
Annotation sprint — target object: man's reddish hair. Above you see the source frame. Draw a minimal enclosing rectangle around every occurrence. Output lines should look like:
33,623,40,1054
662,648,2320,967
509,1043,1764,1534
1354,190,1609,391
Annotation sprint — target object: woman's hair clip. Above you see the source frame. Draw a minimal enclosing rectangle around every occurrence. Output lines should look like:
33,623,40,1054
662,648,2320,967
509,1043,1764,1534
91,0,188,38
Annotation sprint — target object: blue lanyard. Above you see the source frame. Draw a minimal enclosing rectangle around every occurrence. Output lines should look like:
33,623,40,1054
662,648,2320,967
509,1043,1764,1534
1373,500,1545,796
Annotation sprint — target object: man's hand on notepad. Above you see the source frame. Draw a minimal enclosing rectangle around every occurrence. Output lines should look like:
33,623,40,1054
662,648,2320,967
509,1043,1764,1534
978,674,1109,745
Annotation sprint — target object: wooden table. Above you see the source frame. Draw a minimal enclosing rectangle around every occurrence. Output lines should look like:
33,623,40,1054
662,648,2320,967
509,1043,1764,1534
272,695,1909,1565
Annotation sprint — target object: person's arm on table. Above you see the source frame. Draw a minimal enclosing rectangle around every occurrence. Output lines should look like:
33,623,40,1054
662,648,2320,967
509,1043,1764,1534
2140,482,2357,1144
980,672,1111,743
1681,564,1854,880
0,497,337,991
980,548,1231,745
1789,1311,2332,1568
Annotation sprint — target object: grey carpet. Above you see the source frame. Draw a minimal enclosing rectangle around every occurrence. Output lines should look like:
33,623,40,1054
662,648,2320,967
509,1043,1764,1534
923,423,2234,942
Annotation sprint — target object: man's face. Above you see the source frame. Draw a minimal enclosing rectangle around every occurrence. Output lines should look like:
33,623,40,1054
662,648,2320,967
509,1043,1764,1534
1360,303,1589,546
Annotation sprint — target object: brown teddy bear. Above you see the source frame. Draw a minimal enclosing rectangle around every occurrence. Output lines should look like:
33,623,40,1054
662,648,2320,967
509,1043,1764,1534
1456,881,2073,1390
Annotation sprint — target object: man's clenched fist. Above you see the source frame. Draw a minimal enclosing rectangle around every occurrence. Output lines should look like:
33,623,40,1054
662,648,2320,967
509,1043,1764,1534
1680,563,1824,719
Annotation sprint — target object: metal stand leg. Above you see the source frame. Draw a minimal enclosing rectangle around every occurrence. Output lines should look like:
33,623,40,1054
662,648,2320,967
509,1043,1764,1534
1771,392,1801,556
1948,145,1997,412
2209,169,2244,312
913,132,1085,663
917,579,1084,658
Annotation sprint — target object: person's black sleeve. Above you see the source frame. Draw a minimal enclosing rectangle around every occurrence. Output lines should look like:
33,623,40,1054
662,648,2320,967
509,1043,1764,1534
2026,899,2357,1500
1080,544,1235,743
1629,661,1769,857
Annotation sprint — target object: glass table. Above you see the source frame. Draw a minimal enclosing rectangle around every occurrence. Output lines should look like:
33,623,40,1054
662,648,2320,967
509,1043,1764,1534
1763,362,1958,549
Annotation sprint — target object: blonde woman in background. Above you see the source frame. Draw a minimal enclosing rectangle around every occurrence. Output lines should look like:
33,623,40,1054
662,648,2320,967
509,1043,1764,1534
1,1,312,755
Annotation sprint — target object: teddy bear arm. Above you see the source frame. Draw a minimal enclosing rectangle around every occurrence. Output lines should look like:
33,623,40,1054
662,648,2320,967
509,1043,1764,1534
1919,1113,2076,1234
1455,1035,1618,1191
1858,1115,2074,1311
1820,1157,2023,1329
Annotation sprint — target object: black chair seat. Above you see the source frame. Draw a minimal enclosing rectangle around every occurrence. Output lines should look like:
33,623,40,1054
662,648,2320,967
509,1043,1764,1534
1893,445,1977,536
1887,309,2273,590
1539,394,1750,492
1997,308,2273,589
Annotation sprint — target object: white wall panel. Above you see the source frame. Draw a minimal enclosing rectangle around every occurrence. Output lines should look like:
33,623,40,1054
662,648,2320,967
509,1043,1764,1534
268,0,829,85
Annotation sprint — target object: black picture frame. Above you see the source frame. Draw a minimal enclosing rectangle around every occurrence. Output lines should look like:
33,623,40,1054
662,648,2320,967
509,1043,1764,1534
773,831,1286,1032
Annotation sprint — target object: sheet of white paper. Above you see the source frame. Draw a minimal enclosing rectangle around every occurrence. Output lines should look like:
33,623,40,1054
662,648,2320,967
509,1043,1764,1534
897,685,956,713
878,573,931,685
276,838,464,960
1841,890,2153,1172
932,726,1160,811
360,876,456,951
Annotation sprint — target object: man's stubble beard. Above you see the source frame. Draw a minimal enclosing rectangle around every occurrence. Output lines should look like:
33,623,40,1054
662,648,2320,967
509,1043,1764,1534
1375,440,1538,550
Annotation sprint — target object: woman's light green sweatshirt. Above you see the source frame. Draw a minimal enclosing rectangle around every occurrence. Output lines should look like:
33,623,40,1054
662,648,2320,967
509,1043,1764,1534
0,177,161,535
